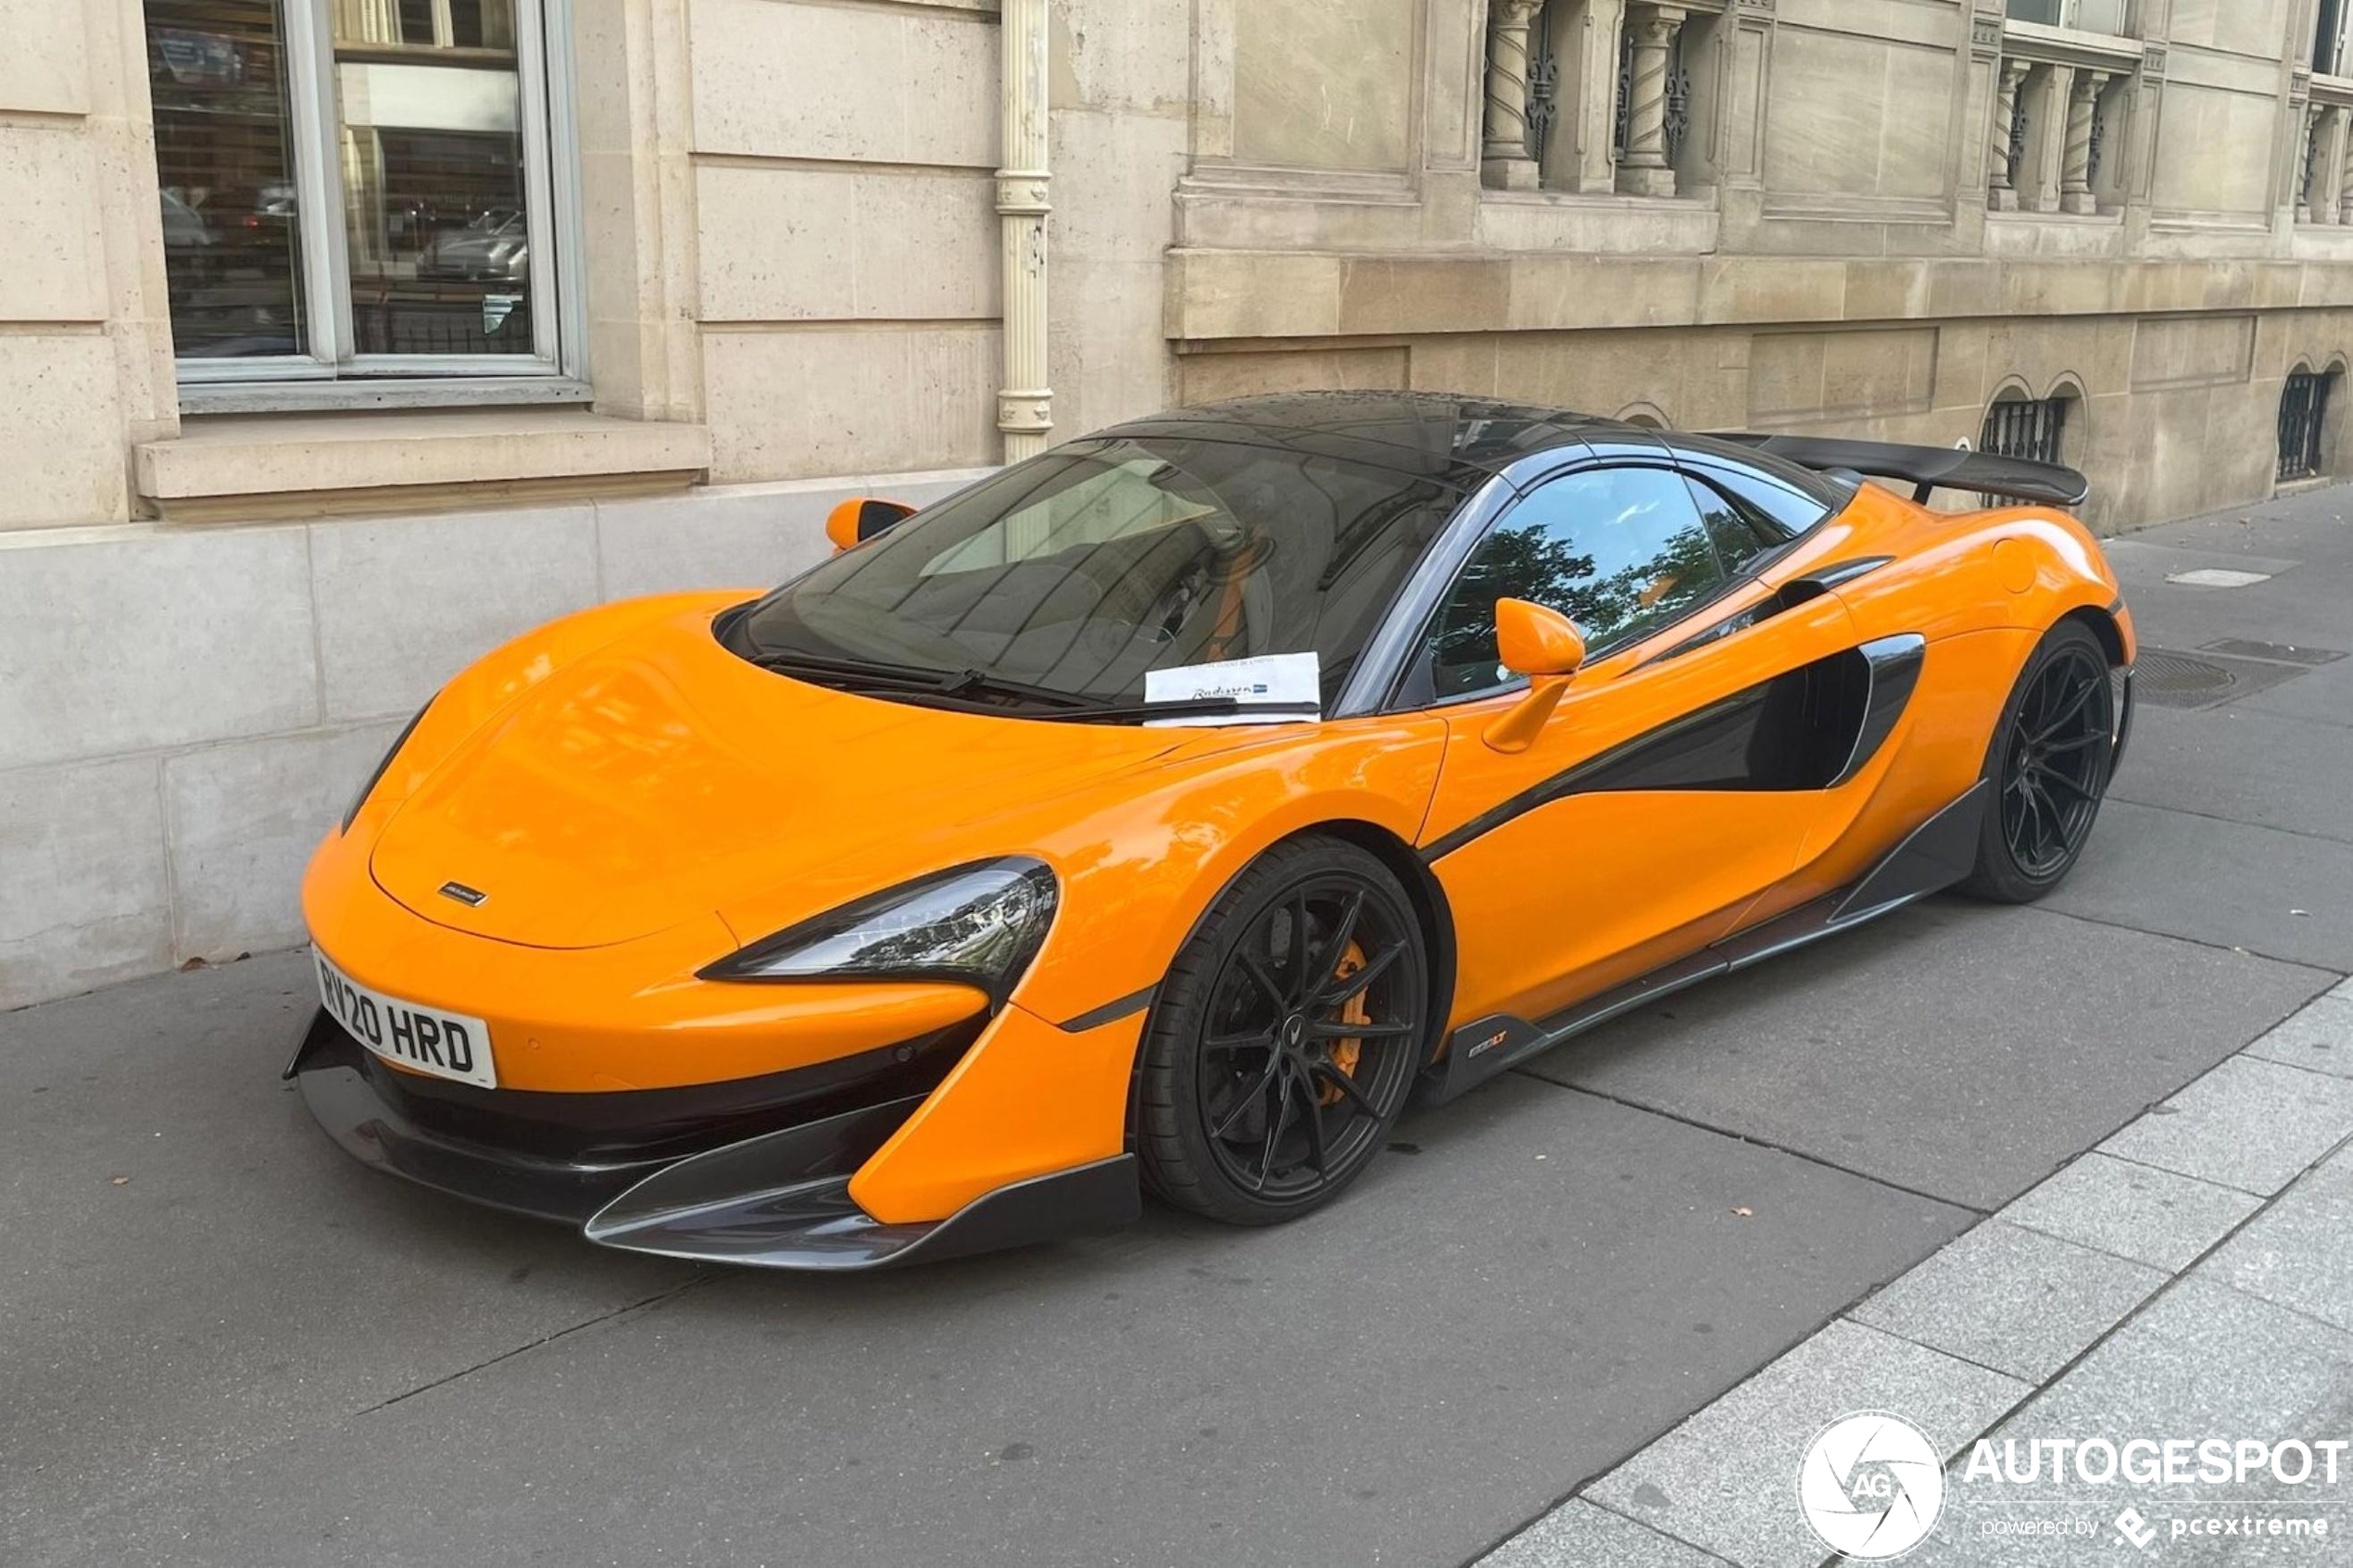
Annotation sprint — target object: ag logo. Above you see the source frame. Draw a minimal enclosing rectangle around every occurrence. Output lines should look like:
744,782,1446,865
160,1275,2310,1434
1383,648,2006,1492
1796,1411,1945,1559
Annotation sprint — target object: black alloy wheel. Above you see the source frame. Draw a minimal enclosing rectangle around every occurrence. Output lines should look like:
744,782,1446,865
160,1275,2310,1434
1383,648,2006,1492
1137,837,1429,1225
1961,620,2118,901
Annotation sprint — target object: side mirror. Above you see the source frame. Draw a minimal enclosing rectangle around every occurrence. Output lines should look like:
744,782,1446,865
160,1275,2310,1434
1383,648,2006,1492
824,497,916,553
1483,598,1585,754
1495,597,1586,679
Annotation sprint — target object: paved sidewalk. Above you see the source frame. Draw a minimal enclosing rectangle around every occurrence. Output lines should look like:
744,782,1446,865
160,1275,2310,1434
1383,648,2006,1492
1481,982,2353,1566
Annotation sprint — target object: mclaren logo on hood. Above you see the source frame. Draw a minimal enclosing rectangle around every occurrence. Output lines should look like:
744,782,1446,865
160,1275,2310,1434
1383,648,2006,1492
437,881,490,908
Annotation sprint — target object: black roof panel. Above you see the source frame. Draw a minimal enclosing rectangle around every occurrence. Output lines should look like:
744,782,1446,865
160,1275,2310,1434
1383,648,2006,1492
1090,392,1629,487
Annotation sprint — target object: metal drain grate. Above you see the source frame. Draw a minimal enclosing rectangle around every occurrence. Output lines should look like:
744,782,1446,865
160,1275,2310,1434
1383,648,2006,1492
2136,647,2309,710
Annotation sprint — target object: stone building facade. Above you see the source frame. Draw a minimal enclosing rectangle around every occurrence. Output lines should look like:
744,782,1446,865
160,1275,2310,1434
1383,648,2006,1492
0,0,2344,1007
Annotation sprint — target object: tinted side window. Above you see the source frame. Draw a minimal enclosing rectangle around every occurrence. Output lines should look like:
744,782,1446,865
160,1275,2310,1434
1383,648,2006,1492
1682,471,1774,575
1667,432,1858,512
1424,466,1729,698
1685,458,1832,541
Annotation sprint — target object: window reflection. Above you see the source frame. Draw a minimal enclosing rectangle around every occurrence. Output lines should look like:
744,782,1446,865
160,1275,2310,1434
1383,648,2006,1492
147,0,308,358
333,0,535,356
1428,467,1729,696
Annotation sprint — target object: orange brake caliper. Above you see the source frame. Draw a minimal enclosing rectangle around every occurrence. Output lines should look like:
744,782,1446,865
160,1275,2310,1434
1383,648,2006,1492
1321,942,1369,1105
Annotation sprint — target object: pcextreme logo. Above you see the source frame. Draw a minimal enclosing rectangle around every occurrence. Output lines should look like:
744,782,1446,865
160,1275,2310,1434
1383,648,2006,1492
1797,1411,1945,1559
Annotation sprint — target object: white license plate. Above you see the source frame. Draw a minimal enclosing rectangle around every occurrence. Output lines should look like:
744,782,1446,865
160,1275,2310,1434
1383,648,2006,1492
312,947,497,1089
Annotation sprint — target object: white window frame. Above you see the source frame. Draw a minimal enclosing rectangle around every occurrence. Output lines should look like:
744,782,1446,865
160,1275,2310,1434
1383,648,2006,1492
169,0,588,411
2004,0,2132,34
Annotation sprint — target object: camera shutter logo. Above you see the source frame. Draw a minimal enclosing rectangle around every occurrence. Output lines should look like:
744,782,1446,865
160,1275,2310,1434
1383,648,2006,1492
1797,1411,1946,1559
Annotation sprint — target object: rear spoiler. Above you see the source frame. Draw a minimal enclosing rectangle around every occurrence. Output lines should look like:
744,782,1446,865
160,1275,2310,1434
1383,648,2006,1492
1704,433,2091,508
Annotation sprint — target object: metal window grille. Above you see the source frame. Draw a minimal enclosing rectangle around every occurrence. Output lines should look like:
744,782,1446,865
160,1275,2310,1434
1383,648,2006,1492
2007,91,2031,191
1527,7,1559,161
1614,29,1632,157
1664,36,1692,164
2279,371,2334,483
1982,397,2067,465
1980,396,2068,506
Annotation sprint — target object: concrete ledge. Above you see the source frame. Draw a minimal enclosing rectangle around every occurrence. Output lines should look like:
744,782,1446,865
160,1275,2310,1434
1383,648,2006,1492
1165,250,2353,345
1476,190,1720,256
133,409,713,522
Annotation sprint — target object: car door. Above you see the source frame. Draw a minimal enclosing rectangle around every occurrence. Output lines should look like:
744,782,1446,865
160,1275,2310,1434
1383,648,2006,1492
1414,446,1867,1034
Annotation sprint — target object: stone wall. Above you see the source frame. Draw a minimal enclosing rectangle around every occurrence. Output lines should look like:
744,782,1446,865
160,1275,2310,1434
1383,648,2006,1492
1169,0,2353,530
1168,250,2353,532
0,0,176,532
0,470,984,1010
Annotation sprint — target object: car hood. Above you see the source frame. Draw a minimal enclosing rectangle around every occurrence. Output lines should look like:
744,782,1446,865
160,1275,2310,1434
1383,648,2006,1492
369,607,1186,949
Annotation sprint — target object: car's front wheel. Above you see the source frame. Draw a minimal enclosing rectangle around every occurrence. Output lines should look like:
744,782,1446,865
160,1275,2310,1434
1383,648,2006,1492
1136,836,1430,1225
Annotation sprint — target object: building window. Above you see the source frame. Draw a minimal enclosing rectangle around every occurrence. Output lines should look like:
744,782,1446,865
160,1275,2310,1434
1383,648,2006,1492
2322,0,2351,77
1982,395,2069,466
2005,0,2130,32
145,0,576,397
2279,370,2335,483
1981,394,2070,505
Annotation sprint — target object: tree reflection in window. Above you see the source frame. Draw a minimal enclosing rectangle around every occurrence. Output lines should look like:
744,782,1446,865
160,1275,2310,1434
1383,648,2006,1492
1427,466,1727,696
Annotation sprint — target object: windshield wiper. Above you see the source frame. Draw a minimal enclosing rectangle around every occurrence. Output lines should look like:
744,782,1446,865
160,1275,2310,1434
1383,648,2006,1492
742,648,1324,724
746,650,1099,710
1038,697,1323,726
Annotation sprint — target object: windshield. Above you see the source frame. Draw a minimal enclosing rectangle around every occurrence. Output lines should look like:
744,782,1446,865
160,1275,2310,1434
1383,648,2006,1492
724,437,1463,711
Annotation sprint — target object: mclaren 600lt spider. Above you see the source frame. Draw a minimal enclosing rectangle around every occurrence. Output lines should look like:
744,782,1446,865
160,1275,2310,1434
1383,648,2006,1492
290,393,2133,1271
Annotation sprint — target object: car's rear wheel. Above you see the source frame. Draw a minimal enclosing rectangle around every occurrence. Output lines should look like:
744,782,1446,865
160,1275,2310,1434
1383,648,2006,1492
1958,619,2118,903
1137,837,1429,1225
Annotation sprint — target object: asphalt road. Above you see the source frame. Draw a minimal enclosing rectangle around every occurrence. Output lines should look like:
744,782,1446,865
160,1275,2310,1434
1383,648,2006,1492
6,489,2350,1568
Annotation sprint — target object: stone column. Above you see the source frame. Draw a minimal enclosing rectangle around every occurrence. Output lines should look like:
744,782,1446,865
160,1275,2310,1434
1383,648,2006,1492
2338,110,2353,223
2317,106,2350,225
995,0,1052,461
1482,0,1548,190
1989,57,2031,212
2294,101,2324,228
2119,40,2167,250
2059,69,2108,216
1616,4,1688,196
1542,0,1629,195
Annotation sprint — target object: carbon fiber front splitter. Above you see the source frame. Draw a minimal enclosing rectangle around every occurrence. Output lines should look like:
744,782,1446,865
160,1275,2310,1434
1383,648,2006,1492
288,1010,1139,1272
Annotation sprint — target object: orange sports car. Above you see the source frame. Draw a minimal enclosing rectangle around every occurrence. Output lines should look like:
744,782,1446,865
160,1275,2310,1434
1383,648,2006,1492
289,394,2133,1270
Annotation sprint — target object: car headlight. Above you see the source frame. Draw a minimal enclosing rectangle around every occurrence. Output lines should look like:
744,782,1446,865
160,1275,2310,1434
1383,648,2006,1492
343,698,433,834
698,858,1058,1008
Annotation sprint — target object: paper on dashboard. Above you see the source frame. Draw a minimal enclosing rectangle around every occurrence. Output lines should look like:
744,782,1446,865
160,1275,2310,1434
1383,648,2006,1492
1142,652,1322,727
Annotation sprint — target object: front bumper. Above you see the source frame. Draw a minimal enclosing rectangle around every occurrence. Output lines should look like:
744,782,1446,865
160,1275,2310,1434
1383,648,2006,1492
287,1010,1139,1271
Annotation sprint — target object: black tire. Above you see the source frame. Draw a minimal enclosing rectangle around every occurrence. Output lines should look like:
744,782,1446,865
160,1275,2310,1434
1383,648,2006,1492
1136,836,1431,1226
1957,619,2119,903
